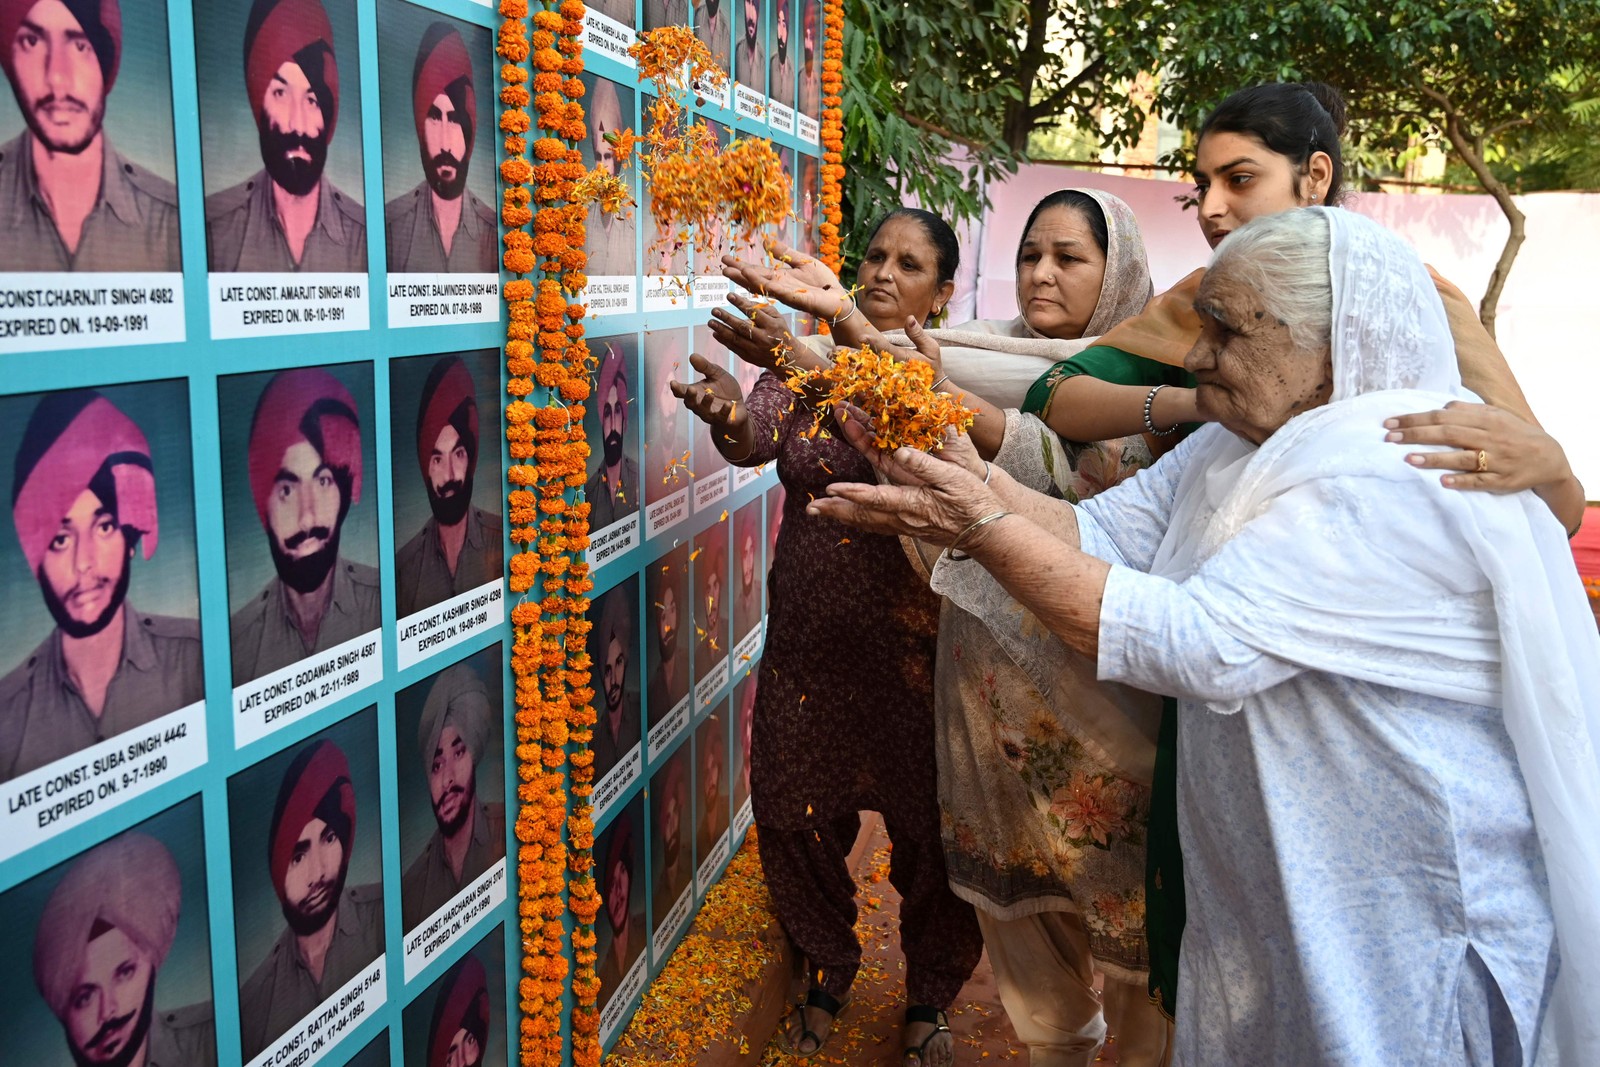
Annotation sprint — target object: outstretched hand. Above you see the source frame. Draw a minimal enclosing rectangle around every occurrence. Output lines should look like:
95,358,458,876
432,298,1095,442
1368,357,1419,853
721,239,853,323
708,292,801,372
670,353,748,429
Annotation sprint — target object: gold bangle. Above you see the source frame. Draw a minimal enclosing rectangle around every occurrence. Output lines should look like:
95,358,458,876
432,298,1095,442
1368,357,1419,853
944,510,1010,562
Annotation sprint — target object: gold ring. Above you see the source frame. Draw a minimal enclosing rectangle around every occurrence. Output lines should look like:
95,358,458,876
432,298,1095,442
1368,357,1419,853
1476,449,1489,473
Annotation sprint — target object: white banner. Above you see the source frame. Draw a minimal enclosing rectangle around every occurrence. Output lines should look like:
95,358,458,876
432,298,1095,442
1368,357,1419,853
583,10,637,65
244,957,385,1067
593,746,641,822
769,102,796,136
642,272,690,314
651,884,692,962
692,468,729,512
645,487,690,537
588,512,640,569
0,702,205,863
695,831,730,897
733,625,762,669
695,658,729,712
798,114,820,145
691,271,731,309
395,579,504,671
646,694,690,758
734,796,753,841
0,272,184,353
600,954,648,1042
209,272,368,339
233,631,381,748
733,462,764,490
401,860,507,981
582,275,639,317
734,85,765,122
386,273,498,328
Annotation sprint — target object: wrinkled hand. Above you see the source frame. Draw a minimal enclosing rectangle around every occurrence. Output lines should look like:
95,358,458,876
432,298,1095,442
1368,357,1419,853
721,239,853,322
807,416,999,545
708,293,800,372
1384,401,1573,493
670,353,747,430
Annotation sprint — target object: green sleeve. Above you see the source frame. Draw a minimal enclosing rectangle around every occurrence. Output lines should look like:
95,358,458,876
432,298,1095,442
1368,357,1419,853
1022,345,1195,415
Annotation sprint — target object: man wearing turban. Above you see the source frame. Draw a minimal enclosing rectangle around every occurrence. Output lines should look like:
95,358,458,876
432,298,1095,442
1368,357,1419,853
32,832,216,1067
767,0,795,108
588,581,637,782
401,662,505,932
239,738,384,1062
425,953,489,1067
646,558,687,730
733,0,761,92
204,0,366,273
582,78,635,278
797,0,819,118
733,505,760,642
696,536,726,674
651,750,690,925
583,341,638,532
231,368,380,687
691,0,730,82
395,355,502,620
0,0,180,271
0,390,202,783
596,810,642,1007
696,715,727,858
384,22,494,275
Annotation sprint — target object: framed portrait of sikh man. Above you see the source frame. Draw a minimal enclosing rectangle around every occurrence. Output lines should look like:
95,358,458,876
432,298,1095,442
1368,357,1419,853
689,325,730,512
765,0,796,132
576,71,637,316
730,497,761,660
0,0,187,352
194,0,370,338
648,740,692,961
390,349,505,670
643,540,688,759
0,797,216,1067
795,0,819,142
378,3,499,328
583,333,641,558
729,0,763,120
588,573,640,819
400,923,506,1067
691,521,728,712
396,643,507,981
642,327,689,536
227,707,385,1067
692,710,729,895
219,363,383,748
595,794,646,1042
0,381,207,861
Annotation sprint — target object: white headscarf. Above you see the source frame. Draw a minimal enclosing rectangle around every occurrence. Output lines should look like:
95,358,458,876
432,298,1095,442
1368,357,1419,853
1167,208,1600,1061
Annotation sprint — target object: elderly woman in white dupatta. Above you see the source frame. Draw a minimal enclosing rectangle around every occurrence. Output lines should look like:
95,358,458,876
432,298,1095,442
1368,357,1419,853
809,207,1600,1066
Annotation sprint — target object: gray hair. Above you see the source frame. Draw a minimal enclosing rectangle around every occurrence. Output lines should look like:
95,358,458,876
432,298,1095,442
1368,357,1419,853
1206,208,1332,353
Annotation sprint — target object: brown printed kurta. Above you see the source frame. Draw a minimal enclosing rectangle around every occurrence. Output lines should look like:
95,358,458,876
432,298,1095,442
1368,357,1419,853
738,371,982,1006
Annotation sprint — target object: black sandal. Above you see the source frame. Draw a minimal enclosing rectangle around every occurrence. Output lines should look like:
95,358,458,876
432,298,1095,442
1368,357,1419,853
783,986,845,1058
901,1004,951,1065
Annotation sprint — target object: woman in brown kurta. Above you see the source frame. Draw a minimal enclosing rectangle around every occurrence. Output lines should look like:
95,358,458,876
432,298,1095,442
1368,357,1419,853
675,210,983,1064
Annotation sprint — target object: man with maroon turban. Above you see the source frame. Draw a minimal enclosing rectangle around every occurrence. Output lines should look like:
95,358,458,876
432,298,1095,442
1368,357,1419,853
384,22,494,275
650,748,690,925
426,953,489,1067
589,580,638,781
0,0,180,271
204,0,366,273
32,832,216,1067
583,341,637,531
230,368,380,687
395,355,502,619
0,389,202,783
597,809,643,1007
401,661,505,932
239,738,383,1062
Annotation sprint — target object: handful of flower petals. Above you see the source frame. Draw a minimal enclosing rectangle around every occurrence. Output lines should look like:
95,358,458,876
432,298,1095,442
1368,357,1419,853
788,344,975,452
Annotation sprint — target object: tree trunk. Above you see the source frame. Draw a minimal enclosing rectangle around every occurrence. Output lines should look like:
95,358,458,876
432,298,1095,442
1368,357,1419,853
1422,87,1526,338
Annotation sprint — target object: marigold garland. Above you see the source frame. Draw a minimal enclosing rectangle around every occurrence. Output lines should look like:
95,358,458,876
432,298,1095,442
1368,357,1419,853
818,0,845,274
501,0,599,1064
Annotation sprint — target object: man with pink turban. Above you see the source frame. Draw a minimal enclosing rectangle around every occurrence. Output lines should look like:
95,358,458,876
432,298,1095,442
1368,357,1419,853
0,389,202,783
425,952,490,1067
394,354,502,619
230,368,379,687
204,0,366,272
384,21,495,274
32,831,216,1066
584,341,638,531
239,738,383,1061
0,0,181,271
401,661,505,932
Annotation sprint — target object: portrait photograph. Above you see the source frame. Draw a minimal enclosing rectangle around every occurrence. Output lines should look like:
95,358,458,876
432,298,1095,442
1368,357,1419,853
640,95,689,280
0,796,216,1066
799,153,820,256
692,522,728,691
218,362,381,689
390,349,504,622
193,0,368,273
778,146,796,246
589,575,641,784
595,794,645,1012
396,642,506,935
378,2,497,275
731,498,762,643
401,924,506,1067
644,542,689,733
583,334,641,535
0,380,202,784
732,0,762,93
0,0,181,272
730,672,756,815
643,327,690,508
648,741,691,930
643,0,685,30
588,0,633,27
693,0,730,81
768,0,797,107
227,705,384,1064
691,325,729,491
577,72,636,279
693,710,728,865
797,0,820,119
